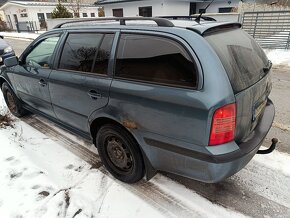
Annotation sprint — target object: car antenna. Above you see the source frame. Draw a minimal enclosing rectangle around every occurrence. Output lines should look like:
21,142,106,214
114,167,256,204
195,0,215,24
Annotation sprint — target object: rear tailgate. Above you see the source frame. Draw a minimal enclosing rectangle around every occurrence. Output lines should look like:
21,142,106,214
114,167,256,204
205,28,272,144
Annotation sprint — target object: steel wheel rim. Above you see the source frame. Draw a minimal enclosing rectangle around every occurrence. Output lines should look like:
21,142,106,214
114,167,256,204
105,135,133,174
6,91,16,113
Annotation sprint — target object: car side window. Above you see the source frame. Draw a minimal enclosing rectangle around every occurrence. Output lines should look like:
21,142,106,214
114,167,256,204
115,34,198,88
59,33,114,75
25,36,60,68
92,34,114,75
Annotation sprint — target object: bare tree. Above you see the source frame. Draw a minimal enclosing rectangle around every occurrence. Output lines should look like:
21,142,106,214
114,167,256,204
68,0,82,18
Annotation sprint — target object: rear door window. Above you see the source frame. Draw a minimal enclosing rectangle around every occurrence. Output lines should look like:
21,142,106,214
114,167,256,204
205,29,269,93
115,34,197,88
59,33,114,75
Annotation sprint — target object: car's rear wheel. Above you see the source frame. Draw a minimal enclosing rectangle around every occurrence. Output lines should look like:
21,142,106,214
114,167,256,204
96,124,144,183
2,82,27,117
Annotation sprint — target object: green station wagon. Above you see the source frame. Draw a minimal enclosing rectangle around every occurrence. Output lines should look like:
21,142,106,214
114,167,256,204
0,17,277,183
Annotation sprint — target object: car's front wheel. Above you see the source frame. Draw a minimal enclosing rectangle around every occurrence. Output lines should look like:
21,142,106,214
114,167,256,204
96,124,145,183
2,82,27,117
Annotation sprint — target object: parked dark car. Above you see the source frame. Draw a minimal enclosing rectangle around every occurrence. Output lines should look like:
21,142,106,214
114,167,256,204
0,35,15,64
0,17,276,183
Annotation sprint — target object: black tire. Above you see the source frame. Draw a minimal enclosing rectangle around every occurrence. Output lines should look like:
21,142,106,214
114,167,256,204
96,124,145,183
2,82,27,117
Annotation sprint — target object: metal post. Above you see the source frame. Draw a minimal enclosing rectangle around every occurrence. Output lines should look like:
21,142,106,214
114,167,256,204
15,22,20,33
29,21,33,32
286,31,290,49
253,13,258,38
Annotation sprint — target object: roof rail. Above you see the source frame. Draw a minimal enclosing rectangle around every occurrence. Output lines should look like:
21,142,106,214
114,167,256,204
53,17,175,29
159,16,216,22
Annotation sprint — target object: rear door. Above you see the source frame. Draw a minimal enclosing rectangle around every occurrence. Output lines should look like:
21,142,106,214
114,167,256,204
13,34,61,117
110,32,206,146
49,31,115,133
206,28,272,144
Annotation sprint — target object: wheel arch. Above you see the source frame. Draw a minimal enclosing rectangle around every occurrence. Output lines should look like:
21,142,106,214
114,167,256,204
89,116,157,180
0,76,16,95
90,117,125,145
0,76,7,89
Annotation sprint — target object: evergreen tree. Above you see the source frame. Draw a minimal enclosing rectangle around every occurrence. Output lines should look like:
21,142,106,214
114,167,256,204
52,1,73,18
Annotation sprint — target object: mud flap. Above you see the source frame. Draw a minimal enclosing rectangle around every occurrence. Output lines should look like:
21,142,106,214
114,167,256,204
141,149,157,180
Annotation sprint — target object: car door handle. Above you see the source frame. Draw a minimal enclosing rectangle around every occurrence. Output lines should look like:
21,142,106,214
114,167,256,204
88,90,102,100
39,79,47,87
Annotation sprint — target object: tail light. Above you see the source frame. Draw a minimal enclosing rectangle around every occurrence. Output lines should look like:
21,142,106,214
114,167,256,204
209,103,236,146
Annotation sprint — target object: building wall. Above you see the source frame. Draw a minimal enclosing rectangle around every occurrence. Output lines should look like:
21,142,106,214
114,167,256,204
103,0,164,17
103,0,195,17
163,1,190,16
195,0,255,14
2,4,30,30
102,0,257,17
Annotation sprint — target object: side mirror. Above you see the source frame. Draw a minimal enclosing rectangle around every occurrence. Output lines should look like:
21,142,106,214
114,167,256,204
0,35,3,39
4,56,19,67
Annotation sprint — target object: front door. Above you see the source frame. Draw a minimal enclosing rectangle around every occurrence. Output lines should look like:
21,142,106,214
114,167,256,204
13,34,61,117
49,32,115,133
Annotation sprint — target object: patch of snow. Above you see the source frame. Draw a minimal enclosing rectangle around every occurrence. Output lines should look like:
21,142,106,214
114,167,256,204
0,31,42,40
265,49,290,66
232,149,290,209
151,175,246,218
272,122,290,132
0,92,245,217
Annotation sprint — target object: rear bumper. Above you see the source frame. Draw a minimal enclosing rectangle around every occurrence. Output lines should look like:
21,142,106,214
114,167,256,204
147,99,275,183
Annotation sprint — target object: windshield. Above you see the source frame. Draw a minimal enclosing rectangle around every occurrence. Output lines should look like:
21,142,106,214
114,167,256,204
205,29,269,93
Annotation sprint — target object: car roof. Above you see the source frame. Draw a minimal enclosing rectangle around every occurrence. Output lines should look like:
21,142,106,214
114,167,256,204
53,17,242,36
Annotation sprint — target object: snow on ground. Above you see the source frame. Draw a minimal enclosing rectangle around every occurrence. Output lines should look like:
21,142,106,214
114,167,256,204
0,95,244,217
265,49,290,66
0,31,41,40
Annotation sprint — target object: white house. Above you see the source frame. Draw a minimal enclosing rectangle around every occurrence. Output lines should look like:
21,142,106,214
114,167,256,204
95,0,255,17
0,1,100,31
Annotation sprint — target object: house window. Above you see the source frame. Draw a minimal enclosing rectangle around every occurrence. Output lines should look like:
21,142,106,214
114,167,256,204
46,13,52,19
189,3,196,15
20,13,28,17
83,13,88,17
199,9,206,13
139,6,152,17
112,8,123,17
91,13,95,17
219,7,234,13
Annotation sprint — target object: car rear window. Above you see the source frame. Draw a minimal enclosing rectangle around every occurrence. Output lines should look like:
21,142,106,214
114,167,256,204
205,29,268,93
115,34,197,88
59,33,114,75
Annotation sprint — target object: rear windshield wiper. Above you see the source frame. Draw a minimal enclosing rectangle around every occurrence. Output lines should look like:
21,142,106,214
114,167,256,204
263,60,272,74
